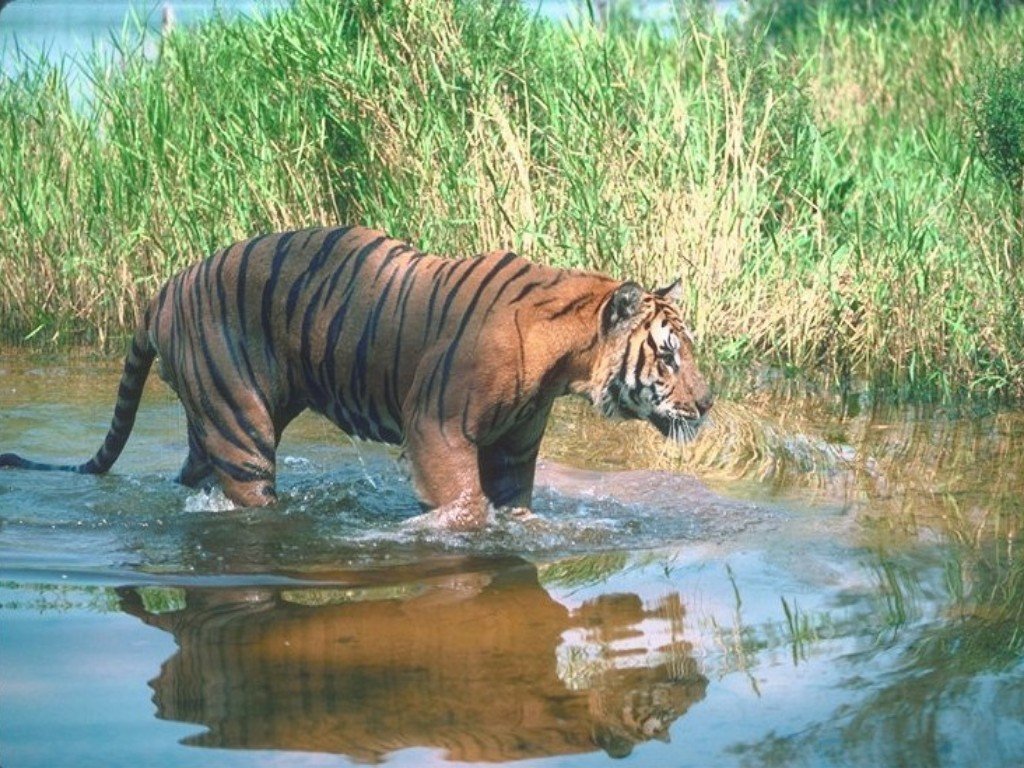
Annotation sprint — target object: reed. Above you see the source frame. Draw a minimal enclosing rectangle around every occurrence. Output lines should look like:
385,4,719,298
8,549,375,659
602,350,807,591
1,0,1023,398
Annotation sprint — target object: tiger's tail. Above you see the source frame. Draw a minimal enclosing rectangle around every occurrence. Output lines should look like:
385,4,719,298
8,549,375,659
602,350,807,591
0,322,156,476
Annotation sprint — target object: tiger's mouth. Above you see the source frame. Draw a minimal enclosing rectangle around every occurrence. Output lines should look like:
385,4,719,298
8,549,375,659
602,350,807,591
650,411,705,443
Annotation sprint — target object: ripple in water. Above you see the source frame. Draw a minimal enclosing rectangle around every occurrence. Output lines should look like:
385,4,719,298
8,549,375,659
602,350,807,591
1,448,779,579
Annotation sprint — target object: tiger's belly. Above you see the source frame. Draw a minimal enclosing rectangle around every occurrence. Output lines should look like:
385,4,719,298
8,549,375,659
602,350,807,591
312,391,406,446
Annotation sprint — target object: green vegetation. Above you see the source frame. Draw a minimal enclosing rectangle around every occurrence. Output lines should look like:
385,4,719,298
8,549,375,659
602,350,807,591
967,53,1024,257
2,0,1024,399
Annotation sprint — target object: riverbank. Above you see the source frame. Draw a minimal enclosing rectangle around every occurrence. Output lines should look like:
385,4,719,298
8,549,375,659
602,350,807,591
2,0,1023,399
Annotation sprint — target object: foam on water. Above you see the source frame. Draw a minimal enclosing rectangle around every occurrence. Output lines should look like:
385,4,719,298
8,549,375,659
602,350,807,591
182,487,239,513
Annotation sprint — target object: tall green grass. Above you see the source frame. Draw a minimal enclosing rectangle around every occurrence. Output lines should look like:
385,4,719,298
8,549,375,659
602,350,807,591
1,0,1023,399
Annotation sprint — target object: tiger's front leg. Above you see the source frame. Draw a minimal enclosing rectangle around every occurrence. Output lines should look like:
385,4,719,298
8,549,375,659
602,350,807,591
477,427,545,516
402,406,551,530
402,419,492,531
477,400,554,524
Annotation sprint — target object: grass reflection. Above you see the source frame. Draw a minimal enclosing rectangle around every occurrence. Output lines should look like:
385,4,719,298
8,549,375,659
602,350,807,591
546,391,1024,549
0,581,120,613
923,542,1024,666
733,546,1024,767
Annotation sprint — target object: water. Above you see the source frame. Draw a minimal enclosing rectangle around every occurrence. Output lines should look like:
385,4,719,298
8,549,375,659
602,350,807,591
2,354,1023,767
0,1,284,73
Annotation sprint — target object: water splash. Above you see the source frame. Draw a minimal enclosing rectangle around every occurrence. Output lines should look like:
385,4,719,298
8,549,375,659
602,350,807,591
183,488,238,513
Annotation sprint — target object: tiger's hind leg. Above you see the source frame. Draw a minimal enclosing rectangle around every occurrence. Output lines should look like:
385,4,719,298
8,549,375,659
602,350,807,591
178,395,280,508
207,429,279,508
176,424,215,489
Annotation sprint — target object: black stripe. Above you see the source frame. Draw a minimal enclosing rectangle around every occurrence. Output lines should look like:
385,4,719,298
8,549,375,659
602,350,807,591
329,402,357,436
433,252,519,418
547,294,591,320
544,272,567,288
285,227,351,324
216,249,273,415
366,398,401,443
261,231,300,370
193,307,276,461
509,279,544,304
421,261,456,344
372,243,414,282
370,256,406,343
187,351,255,459
235,234,272,358
388,255,427,419
209,454,273,484
350,256,404,407
382,369,404,437
321,235,386,309
116,377,141,404
346,408,373,439
300,272,333,411
392,253,426,318
155,281,171,323
321,237,388,419
85,334,156,473
178,263,211,426
482,263,532,317
232,297,273,413
634,335,659,383
165,269,185,390
436,256,490,332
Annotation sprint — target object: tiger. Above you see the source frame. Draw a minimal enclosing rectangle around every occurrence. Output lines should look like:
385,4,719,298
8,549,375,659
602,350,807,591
0,226,713,529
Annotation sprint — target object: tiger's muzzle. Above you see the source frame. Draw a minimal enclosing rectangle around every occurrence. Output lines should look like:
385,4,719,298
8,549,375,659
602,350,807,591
650,392,714,443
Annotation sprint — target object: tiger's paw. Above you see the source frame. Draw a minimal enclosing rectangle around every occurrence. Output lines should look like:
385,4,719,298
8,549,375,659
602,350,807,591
500,505,540,523
402,503,489,532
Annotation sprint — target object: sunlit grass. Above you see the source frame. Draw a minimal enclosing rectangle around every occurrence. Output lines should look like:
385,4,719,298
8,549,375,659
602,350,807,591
2,0,1024,398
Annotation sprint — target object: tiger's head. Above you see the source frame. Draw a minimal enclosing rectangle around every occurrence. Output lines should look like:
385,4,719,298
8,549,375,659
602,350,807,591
587,280,713,443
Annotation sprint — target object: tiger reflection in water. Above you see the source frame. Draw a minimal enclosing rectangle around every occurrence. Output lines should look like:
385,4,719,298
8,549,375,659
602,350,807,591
119,557,706,762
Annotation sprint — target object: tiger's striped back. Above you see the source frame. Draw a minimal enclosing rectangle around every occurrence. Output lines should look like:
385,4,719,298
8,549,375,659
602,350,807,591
147,227,608,444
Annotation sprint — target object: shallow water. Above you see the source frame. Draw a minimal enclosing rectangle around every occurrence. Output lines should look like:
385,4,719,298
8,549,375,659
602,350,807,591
2,355,1023,767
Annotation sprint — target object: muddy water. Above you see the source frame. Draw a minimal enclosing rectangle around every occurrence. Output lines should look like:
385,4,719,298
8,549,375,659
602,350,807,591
2,355,1023,768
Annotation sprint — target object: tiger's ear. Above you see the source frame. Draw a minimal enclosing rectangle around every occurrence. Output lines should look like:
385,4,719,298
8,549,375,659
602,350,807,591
603,282,644,333
653,278,683,304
